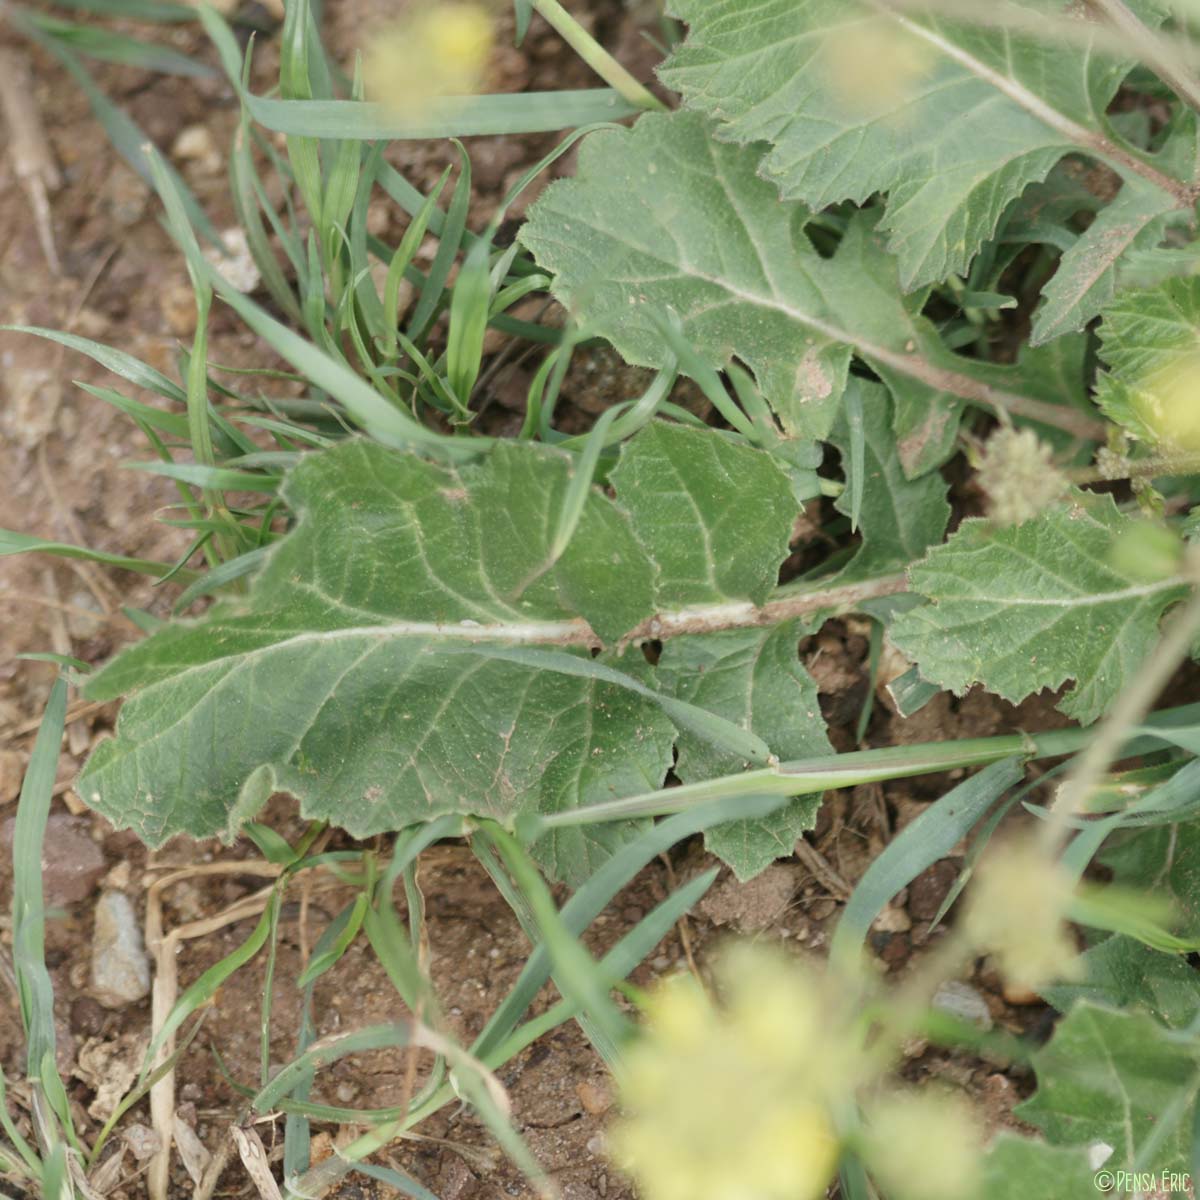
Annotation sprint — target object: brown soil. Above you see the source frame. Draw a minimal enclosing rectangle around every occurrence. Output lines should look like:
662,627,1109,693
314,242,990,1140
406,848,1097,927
0,5,1107,1199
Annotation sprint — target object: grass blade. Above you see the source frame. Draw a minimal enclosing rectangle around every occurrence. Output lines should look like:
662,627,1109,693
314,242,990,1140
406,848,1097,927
11,677,67,1077
0,529,190,580
236,91,638,139
408,141,471,342
1,327,185,401
830,757,1025,967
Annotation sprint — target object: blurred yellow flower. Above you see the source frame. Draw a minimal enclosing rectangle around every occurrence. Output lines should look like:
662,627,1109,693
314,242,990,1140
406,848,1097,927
1133,355,1200,451
609,947,848,1200
865,1091,982,1200
363,3,493,117
824,18,933,115
964,837,1081,992
1109,519,1184,582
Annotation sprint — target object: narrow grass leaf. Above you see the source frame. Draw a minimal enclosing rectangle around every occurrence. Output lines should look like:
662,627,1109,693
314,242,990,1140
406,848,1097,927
1,327,185,401
141,904,274,1082
0,530,186,579
831,757,1024,966
382,169,449,358
19,13,214,77
172,546,271,611
408,142,471,342
296,894,367,988
11,677,67,1077
123,462,280,493
235,91,638,139
446,240,494,407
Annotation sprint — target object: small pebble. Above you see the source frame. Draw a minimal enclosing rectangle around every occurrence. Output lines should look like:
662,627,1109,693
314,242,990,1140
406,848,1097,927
171,124,221,175
122,1123,161,1161
202,227,261,294
70,995,106,1037
576,1079,612,1116
0,749,26,804
65,590,105,640
90,891,151,1007
1001,981,1043,1006
932,980,993,1031
871,904,912,934
907,860,959,921
0,813,106,905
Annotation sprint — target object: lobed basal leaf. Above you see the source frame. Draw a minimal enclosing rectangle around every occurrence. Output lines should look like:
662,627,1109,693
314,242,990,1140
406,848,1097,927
79,426,821,881
661,0,1197,328
520,109,1088,464
891,492,1190,724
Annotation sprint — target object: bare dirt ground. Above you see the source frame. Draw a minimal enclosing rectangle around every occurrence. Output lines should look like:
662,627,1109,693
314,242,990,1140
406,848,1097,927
0,4,1106,1198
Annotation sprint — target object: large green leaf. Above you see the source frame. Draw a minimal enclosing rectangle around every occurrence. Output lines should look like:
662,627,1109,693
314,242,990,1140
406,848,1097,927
1018,1002,1200,1178
981,1135,1095,1200
890,493,1190,724
520,110,1094,450
78,429,802,876
658,620,829,880
660,0,1194,299
1101,822,1200,938
1044,934,1200,1029
609,421,796,607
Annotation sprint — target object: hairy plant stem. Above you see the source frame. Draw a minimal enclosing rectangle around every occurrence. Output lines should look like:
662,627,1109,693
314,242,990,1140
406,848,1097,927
623,571,908,643
531,0,665,112
1072,450,1200,485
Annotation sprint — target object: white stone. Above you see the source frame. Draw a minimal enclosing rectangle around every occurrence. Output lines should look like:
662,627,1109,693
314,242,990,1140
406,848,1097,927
90,891,151,1007
931,980,993,1031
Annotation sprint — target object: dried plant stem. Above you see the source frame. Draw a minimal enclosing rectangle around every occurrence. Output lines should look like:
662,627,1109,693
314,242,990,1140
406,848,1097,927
0,46,61,274
143,864,284,1200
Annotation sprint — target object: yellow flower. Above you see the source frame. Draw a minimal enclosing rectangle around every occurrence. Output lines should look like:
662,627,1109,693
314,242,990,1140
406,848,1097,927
1109,519,1184,582
823,18,934,115
1132,354,1200,451
363,3,493,118
964,836,1080,992
609,948,848,1200
865,1091,982,1200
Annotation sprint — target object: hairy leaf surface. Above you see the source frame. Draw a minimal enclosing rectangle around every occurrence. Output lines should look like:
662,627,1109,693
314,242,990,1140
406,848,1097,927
609,421,796,607
1031,133,1197,344
661,0,1191,298
79,429,799,874
890,494,1189,723
521,110,1086,451
658,620,829,880
1101,822,1200,938
1018,1002,1200,1176
1045,934,1200,1028
981,1136,1094,1200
